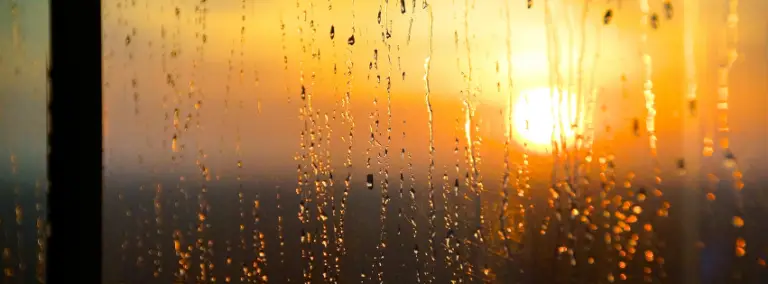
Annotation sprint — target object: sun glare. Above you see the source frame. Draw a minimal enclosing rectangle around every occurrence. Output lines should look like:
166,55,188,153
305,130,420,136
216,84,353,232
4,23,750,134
511,87,578,154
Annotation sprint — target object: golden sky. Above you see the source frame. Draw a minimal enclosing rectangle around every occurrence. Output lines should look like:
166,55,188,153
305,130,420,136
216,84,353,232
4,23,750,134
95,0,768,179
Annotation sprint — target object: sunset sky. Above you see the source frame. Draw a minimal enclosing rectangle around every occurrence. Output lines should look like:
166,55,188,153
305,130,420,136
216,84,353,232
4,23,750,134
0,0,766,183
97,0,768,180
1,1,768,283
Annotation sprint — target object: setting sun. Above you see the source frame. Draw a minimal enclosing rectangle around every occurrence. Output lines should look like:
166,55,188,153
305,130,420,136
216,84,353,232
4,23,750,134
512,87,579,154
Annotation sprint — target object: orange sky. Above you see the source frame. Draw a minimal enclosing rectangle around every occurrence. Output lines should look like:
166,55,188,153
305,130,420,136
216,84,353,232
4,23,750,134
95,0,768,180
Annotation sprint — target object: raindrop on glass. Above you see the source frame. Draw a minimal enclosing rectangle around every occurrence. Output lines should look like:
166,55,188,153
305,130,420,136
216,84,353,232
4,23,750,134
367,174,374,190
603,9,613,25
650,13,659,30
664,1,673,20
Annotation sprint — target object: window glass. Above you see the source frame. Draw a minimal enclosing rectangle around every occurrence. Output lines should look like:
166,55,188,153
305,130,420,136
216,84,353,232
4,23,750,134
0,0,49,283
102,0,768,282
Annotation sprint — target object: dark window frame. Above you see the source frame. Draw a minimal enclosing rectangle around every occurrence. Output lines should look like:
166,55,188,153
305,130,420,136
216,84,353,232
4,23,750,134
48,0,102,282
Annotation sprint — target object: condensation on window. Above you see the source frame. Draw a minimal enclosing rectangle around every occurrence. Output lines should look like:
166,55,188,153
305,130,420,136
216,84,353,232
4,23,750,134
101,0,768,283
0,0,50,283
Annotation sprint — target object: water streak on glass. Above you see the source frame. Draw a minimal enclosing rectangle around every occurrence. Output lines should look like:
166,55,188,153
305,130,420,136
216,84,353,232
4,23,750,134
95,0,768,283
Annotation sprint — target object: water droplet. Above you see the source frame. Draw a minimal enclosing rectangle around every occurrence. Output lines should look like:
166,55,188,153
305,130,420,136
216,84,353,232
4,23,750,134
453,179,459,195
735,238,747,256
400,0,406,13
664,1,673,20
603,9,613,25
632,118,640,136
733,216,744,228
650,14,660,30
347,35,355,45
330,25,335,39
689,100,697,115
366,174,374,190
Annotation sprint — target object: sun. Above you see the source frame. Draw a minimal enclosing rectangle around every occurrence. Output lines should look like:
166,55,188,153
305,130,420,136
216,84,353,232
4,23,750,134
510,87,578,154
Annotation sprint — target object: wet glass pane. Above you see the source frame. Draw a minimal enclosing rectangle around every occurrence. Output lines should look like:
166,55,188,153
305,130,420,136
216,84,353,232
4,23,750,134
0,0,49,283
102,0,768,283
